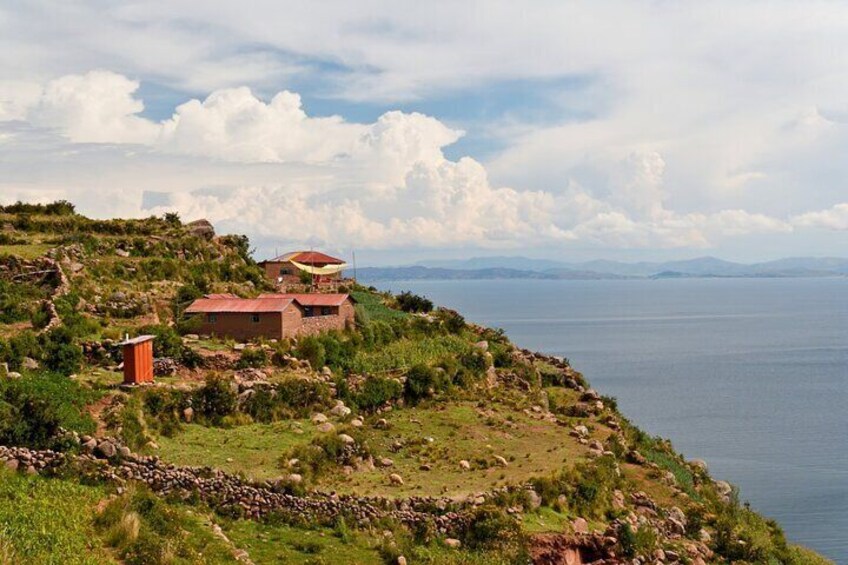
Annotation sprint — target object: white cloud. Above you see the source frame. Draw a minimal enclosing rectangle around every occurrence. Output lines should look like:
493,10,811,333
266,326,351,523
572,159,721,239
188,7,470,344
0,66,845,255
793,203,848,231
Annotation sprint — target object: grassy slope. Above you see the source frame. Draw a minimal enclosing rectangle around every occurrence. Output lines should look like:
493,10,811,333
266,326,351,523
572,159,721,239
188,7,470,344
0,469,114,565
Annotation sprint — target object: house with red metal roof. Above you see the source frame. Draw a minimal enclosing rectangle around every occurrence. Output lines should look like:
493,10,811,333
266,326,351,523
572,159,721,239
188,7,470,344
258,251,348,286
185,293,356,341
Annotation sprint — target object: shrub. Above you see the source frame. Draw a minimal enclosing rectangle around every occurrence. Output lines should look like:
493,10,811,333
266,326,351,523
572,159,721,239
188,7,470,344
435,308,466,333
395,291,433,313
0,372,96,449
236,347,268,369
463,506,522,550
0,330,41,370
285,431,370,482
295,336,325,369
40,326,83,376
530,456,621,518
243,378,332,421
404,364,449,404
351,375,403,411
192,376,237,425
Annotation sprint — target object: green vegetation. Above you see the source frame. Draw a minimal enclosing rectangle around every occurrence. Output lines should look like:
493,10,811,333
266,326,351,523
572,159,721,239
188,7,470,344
0,372,96,449
0,202,832,565
94,486,237,565
0,469,112,565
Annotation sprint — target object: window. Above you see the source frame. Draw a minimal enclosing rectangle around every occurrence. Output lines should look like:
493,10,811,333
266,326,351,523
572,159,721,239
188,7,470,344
321,306,332,316
207,314,217,323
303,306,313,317
251,314,260,323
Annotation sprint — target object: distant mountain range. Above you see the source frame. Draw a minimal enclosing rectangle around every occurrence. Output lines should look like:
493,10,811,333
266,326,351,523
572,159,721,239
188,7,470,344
356,256,848,281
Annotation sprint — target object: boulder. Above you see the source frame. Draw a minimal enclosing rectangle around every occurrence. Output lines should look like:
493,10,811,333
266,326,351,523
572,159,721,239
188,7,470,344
96,440,117,458
338,433,355,445
183,407,194,423
397,557,407,565
330,403,351,418
118,446,132,458
379,457,394,468
187,219,215,240
374,418,389,429
473,340,489,352
4,458,19,471
316,422,335,433
350,418,363,428
311,413,328,424
572,517,589,534
288,473,303,484
115,248,130,258
444,538,462,549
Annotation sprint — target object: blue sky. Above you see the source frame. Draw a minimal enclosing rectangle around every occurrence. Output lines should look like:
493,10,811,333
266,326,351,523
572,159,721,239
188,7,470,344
0,1,846,264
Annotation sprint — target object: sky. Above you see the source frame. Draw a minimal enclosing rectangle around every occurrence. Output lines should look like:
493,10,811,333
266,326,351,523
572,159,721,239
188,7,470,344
1,1,847,265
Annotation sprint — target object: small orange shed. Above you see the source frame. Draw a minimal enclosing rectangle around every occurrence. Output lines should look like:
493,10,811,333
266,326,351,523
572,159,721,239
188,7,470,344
119,335,155,385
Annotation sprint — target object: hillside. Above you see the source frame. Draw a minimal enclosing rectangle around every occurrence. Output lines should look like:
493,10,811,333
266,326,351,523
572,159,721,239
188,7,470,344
0,202,833,565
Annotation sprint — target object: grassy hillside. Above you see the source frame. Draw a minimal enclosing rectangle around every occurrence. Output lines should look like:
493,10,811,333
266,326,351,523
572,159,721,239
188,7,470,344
0,202,833,564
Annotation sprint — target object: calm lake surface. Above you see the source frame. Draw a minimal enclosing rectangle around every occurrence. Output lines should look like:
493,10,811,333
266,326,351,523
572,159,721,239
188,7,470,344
373,277,848,562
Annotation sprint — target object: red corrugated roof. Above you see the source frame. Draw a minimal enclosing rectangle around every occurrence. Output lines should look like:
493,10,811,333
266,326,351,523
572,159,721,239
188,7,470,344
185,297,295,313
265,251,345,265
204,293,239,299
258,293,352,307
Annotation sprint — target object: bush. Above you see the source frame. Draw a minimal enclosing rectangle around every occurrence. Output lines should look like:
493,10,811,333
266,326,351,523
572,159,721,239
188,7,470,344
434,308,466,333
395,291,433,313
0,372,96,449
243,378,332,422
404,364,449,404
192,376,237,425
530,456,621,518
351,376,403,411
295,336,325,369
463,506,522,550
236,347,268,369
40,326,83,376
0,330,41,370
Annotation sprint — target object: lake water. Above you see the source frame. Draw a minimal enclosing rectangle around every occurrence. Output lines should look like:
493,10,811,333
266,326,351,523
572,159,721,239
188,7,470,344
372,277,848,563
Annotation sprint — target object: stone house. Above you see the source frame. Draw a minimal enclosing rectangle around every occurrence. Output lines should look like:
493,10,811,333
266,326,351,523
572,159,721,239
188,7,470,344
258,251,347,286
185,293,356,341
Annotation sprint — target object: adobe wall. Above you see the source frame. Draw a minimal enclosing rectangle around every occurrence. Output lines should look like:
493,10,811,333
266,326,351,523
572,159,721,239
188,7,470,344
282,305,304,339
195,312,284,341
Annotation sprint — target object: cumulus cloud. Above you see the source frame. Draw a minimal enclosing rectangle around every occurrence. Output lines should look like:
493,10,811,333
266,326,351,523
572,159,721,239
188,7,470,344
793,203,848,231
1,70,845,255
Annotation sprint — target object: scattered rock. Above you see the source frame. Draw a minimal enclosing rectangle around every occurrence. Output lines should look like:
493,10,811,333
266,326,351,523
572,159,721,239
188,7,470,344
493,455,508,467
338,433,355,445
96,440,117,458
311,413,328,424
572,517,589,534
316,422,335,433
374,418,389,429
397,557,407,565
444,538,462,549
389,473,404,486
287,473,303,484
350,418,363,428
379,457,394,468
233,343,247,351
183,407,194,423
22,357,39,370
459,460,471,471
115,248,130,258
330,403,351,418
473,340,489,352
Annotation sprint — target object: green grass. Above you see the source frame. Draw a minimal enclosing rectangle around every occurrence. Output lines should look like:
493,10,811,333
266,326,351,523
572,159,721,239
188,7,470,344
222,520,384,565
154,398,596,498
156,420,316,480
323,401,590,497
348,334,469,373
0,469,114,565
350,290,408,323
0,243,51,259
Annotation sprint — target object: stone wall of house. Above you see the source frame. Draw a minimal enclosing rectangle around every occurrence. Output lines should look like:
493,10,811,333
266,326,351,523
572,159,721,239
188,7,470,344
195,311,284,341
